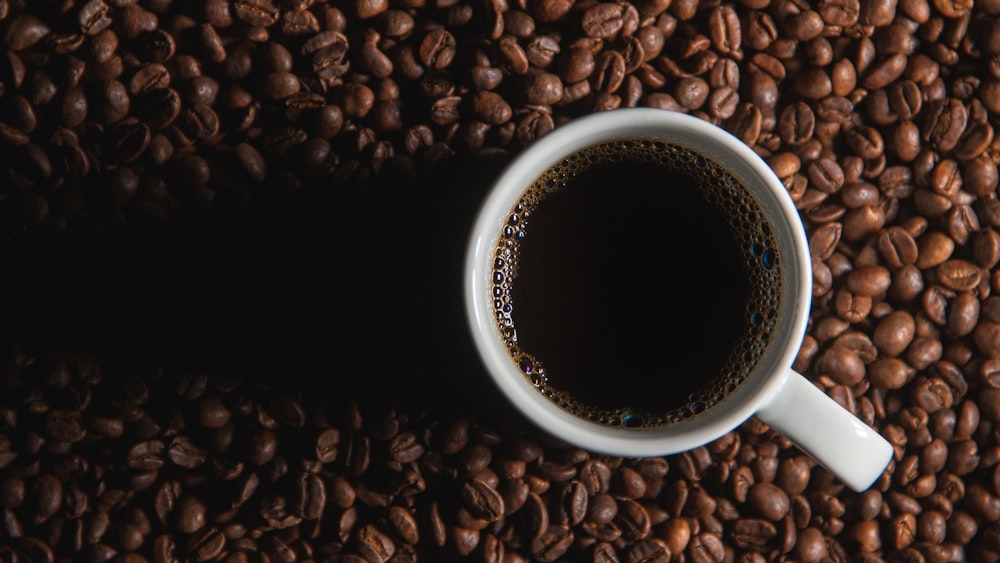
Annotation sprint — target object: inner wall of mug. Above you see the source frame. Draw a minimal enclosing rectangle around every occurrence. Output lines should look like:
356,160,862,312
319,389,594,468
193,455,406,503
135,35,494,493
465,109,812,456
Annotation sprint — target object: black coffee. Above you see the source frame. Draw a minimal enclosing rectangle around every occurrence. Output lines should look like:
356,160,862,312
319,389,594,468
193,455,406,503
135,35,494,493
492,139,782,428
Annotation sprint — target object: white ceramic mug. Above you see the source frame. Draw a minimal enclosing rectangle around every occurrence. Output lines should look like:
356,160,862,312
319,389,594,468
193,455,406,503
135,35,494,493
464,108,893,492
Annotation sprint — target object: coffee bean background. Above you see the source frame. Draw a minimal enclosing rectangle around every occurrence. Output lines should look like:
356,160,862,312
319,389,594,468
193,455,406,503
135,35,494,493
1,0,1000,561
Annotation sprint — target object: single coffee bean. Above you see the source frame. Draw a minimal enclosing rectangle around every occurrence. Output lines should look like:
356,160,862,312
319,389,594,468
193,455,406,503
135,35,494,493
592,52,626,94
923,98,968,152
419,29,456,70
523,72,564,104
748,482,791,521
611,467,647,499
689,532,725,563
582,4,625,39
529,523,572,562
525,36,560,68
234,0,280,26
461,479,504,522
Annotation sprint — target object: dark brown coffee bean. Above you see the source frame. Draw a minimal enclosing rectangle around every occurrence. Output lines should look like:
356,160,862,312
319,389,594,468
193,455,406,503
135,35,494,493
689,532,724,563
28,473,62,525
530,523,572,562
862,53,907,90
845,126,885,160
934,259,980,292
583,4,625,39
817,345,866,383
419,29,456,70
313,44,350,80
806,158,844,194
460,479,504,522
841,204,886,241
924,285,955,326
98,120,150,166
945,291,980,337
873,310,916,356
698,5,737,57
877,227,918,268
910,376,953,413
748,482,790,521
914,232,954,271
125,440,164,471
173,495,206,534
747,71,778,109
128,64,170,98
469,66,503,91
581,492,616,526
730,518,777,552
638,518,680,556
234,0,280,26
0,475,25,509
591,51,625,94
791,527,828,562
616,497,651,541
673,76,708,109
164,435,206,469
523,72,564,104
355,524,395,562
622,538,670,563
741,11,775,51
776,102,815,145
525,35,560,68
843,181,881,208
558,481,588,525
871,357,916,388
575,460,610,495
846,265,891,297
180,103,220,142
703,86,736,119
795,67,832,100
79,0,113,36
261,72,300,100
923,98,968,152
945,205,980,246
186,526,226,561
605,466,642,499
726,103,762,144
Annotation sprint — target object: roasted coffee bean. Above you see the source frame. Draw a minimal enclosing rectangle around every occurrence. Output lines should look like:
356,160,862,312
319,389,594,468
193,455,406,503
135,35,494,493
613,498,650,543
234,0,280,26
582,4,625,39
689,532,725,563
591,52,625,94
357,524,395,562
528,523,571,562
748,482,790,521
612,467,646,499
461,479,504,522
419,29,455,70
523,72,564,104
79,0,113,36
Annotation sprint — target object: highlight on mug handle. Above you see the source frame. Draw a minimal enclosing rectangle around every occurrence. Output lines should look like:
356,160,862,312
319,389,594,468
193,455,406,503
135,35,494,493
756,369,894,492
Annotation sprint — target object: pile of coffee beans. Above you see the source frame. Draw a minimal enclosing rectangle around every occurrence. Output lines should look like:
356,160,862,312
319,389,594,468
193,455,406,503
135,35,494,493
3,0,1000,561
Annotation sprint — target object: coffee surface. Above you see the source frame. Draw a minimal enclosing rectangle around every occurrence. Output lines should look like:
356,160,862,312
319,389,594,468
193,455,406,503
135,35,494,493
493,140,782,427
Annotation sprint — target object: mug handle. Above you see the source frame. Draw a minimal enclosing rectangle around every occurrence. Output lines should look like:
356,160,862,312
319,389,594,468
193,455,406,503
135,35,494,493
756,369,893,492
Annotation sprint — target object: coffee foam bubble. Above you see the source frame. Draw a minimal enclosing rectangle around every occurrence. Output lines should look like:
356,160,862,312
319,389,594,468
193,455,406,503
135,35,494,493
492,139,782,428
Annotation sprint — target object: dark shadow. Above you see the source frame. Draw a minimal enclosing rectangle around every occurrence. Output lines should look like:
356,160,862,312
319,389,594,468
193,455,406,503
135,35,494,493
0,149,516,419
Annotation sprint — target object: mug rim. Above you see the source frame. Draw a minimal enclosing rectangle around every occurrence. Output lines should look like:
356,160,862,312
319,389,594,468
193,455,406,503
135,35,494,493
463,108,812,456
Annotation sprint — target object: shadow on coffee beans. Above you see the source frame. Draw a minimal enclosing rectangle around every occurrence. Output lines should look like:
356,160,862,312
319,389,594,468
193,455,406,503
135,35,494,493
1,151,512,417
